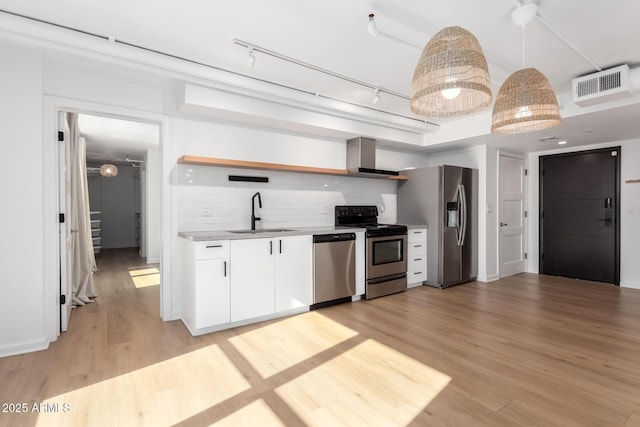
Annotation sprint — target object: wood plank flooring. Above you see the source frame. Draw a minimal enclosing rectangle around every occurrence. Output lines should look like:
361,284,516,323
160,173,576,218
1,248,640,426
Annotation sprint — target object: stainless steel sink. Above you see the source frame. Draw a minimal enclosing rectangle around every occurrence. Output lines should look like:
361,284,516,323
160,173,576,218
228,228,294,234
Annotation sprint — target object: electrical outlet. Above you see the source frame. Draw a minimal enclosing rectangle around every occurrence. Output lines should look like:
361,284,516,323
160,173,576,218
202,204,212,217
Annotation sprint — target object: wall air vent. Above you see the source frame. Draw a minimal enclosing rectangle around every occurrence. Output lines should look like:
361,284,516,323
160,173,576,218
572,65,631,107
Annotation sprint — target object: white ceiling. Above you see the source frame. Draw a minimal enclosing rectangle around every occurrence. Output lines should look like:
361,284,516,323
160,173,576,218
79,114,159,164
3,0,640,154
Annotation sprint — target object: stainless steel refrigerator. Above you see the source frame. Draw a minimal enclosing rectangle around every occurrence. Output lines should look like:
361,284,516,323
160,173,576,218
397,165,478,288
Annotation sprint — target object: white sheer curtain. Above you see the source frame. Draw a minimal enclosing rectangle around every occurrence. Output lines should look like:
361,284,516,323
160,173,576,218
67,113,97,306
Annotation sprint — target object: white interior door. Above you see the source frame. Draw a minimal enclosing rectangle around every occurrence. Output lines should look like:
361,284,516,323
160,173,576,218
499,154,526,278
59,111,73,332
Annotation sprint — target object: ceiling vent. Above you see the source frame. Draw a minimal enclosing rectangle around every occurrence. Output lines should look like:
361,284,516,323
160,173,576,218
572,65,632,107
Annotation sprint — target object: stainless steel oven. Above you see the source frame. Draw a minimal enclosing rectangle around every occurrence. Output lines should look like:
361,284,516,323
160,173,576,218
335,205,408,299
367,234,407,280
365,232,407,299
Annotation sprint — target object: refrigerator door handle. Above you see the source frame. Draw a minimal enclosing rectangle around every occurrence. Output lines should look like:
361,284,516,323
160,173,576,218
460,184,467,245
455,185,463,246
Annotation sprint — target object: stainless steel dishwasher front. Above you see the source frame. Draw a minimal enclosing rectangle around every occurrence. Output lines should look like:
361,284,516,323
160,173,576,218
312,233,356,307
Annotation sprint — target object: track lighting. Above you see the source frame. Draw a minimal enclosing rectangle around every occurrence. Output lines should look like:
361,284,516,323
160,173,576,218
372,88,381,104
247,47,256,68
368,14,379,37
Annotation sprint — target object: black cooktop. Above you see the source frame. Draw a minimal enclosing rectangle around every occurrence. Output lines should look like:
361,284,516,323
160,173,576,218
335,205,407,237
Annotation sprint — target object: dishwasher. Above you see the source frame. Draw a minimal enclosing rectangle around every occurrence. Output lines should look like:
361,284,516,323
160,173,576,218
311,233,356,309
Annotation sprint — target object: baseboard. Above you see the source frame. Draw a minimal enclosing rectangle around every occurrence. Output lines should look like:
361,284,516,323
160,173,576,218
476,274,500,283
0,336,50,358
164,310,181,322
146,257,160,264
620,281,640,289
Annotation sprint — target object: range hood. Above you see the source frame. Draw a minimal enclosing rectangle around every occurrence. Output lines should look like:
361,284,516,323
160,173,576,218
346,137,399,177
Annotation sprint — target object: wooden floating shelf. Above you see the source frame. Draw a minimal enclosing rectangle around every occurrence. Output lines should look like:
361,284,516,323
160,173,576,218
626,179,640,184
178,155,408,180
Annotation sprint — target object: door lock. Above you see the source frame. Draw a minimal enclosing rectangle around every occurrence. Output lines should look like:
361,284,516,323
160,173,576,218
500,222,508,227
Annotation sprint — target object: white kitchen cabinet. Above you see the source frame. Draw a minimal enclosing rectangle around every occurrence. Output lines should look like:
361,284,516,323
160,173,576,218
195,257,230,327
230,235,313,321
407,228,427,287
180,240,230,333
275,235,312,311
230,238,276,322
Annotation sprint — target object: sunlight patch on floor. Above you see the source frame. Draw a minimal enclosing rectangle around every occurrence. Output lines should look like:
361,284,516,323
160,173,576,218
214,399,286,427
129,266,160,288
36,344,250,427
275,339,451,427
229,311,358,378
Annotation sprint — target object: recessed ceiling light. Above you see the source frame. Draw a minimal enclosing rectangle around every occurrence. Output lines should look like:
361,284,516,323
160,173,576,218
558,140,567,145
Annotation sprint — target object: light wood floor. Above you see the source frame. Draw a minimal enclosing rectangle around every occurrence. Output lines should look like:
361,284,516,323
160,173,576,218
2,249,640,426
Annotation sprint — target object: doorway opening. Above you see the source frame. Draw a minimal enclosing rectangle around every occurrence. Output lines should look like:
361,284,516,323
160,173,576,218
59,111,162,332
539,147,621,284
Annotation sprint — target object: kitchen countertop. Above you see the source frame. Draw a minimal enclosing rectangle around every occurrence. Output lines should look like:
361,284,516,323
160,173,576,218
406,224,429,229
179,226,366,241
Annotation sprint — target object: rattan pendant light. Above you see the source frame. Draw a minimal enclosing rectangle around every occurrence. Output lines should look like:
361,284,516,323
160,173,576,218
410,25,492,117
491,4,561,134
491,68,561,133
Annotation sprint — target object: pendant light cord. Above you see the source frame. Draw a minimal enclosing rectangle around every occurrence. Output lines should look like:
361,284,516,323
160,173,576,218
521,25,525,68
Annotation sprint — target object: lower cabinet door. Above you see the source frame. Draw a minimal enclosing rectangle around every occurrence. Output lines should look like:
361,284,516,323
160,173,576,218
275,235,312,311
230,238,276,322
195,258,230,328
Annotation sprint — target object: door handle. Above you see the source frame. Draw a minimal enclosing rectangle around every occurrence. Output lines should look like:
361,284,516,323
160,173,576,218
279,239,282,254
223,261,227,277
596,218,612,222
500,222,508,227
270,241,273,255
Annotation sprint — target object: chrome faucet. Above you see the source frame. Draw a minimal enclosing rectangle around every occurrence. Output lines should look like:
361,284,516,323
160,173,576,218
251,192,262,230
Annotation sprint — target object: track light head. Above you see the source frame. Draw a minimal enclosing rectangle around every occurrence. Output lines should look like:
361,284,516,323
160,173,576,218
372,88,381,104
247,47,256,68
368,13,379,37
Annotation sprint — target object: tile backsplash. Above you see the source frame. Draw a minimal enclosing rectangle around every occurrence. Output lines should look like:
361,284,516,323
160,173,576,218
176,164,397,231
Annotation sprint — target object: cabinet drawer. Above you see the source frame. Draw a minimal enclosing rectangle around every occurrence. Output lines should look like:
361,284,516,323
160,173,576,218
408,269,427,284
408,255,426,272
195,241,230,260
408,228,427,243
407,242,426,256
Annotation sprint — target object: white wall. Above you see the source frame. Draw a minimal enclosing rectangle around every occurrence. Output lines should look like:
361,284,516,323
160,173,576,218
0,42,47,355
146,147,162,263
527,141,640,289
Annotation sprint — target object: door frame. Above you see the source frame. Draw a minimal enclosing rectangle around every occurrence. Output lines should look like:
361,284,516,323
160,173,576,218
43,96,173,342
58,111,73,331
538,146,621,285
497,151,528,278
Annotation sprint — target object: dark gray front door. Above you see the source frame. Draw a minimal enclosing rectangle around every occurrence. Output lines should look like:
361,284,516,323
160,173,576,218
540,147,620,284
